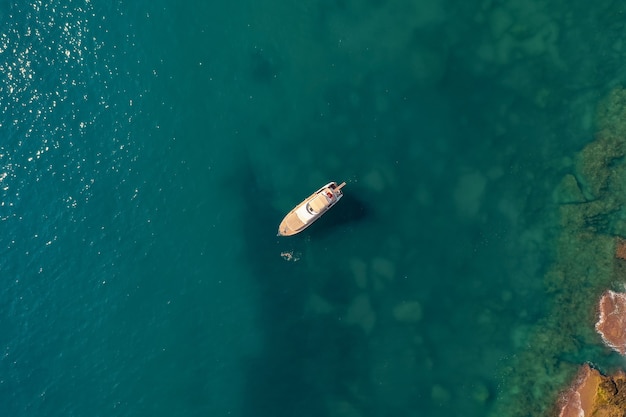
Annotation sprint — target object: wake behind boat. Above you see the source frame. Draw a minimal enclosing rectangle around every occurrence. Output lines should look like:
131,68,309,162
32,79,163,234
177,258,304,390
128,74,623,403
277,181,346,236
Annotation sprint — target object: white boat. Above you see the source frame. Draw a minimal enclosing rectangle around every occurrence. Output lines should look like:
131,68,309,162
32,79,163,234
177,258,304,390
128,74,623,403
277,181,346,236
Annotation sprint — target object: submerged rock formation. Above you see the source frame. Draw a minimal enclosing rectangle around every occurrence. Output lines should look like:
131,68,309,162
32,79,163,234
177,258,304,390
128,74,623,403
491,87,626,417
552,88,626,416
558,364,626,417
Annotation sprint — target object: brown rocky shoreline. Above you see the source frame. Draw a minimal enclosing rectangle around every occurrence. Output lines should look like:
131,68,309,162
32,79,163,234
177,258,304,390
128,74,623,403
558,364,626,417
557,236,626,416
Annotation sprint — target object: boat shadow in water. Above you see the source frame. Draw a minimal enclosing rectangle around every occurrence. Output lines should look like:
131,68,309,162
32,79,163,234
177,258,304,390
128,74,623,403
303,188,370,239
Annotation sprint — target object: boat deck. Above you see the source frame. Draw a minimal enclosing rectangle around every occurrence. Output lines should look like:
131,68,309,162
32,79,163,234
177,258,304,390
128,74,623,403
309,194,331,212
284,212,306,232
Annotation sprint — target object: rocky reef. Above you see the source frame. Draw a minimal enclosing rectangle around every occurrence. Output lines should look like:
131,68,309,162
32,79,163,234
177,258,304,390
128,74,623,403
490,87,626,417
550,88,626,416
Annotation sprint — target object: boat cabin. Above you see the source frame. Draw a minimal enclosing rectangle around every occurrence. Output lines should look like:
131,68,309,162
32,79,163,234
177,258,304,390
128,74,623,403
307,193,332,214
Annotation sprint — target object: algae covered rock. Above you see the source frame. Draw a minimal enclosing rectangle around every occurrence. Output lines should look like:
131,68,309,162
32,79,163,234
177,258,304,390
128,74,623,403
552,174,586,204
596,86,626,138
575,87,626,199
576,134,624,198
344,293,376,335
492,86,626,417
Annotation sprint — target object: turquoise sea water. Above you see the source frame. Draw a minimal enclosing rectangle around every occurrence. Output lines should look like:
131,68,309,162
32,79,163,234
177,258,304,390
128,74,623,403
3,1,626,416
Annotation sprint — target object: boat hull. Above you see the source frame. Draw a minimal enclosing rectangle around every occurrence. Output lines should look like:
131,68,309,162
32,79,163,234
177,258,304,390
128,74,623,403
278,181,345,236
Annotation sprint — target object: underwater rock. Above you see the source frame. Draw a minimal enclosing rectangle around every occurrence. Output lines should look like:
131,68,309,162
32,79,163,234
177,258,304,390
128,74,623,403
558,364,626,417
595,290,626,355
453,171,487,217
371,257,395,281
392,301,422,323
345,293,376,335
306,293,334,315
576,133,624,199
471,382,490,404
363,170,386,192
348,258,368,290
596,87,626,139
479,2,564,69
576,87,626,199
431,384,451,404
552,174,586,204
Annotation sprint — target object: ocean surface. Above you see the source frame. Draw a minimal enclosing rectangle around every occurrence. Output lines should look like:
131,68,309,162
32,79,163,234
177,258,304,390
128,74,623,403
2,1,626,416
